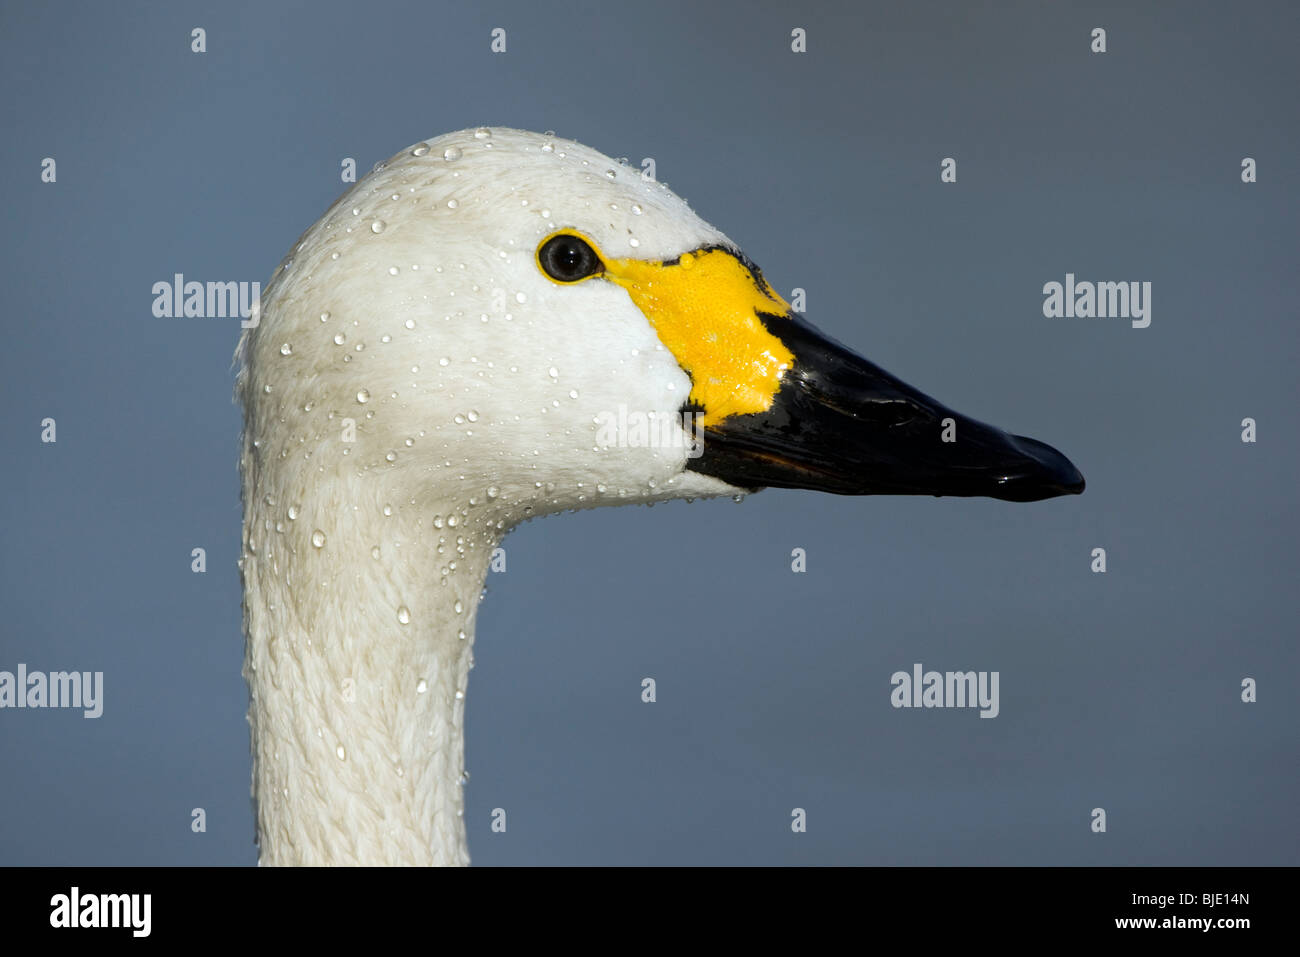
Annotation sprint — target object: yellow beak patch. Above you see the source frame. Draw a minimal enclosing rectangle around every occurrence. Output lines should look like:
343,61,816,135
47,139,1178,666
540,230,795,426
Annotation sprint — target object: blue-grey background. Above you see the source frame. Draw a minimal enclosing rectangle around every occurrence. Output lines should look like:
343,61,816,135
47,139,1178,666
1,0,1295,865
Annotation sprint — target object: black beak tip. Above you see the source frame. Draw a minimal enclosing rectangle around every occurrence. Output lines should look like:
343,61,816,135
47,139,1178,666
998,434,1086,501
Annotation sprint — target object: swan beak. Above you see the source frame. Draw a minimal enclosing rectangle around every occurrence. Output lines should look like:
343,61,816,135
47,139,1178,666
600,242,1083,501
688,312,1086,503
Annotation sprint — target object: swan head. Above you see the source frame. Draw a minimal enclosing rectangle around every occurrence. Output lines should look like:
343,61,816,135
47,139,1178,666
237,127,1082,528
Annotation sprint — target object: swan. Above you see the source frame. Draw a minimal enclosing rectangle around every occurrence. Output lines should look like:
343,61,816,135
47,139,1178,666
235,127,1084,865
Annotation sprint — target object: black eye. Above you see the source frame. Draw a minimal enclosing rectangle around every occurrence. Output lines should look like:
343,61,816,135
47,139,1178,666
538,233,603,283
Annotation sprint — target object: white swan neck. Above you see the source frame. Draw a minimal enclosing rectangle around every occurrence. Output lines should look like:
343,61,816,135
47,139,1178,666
241,482,495,866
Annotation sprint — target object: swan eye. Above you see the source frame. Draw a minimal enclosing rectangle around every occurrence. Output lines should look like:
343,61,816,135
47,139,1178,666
537,233,603,283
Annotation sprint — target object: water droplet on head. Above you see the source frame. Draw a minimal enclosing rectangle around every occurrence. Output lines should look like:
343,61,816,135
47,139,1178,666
605,168,617,180
405,319,416,330
311,529,326,548
397,605,411,625
486,486,500,499
443,146,462,161
333,333,346,345
411,143,430,156
370,545,381,560
287,505,299,520
631,204,643,215
416,678,428,694
336,744,346,760
453,599,464,615
319,311,330,322
370,220,386,234
446,199,459,209
279,343,292,356
356,389,370,403
439,356,449,366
